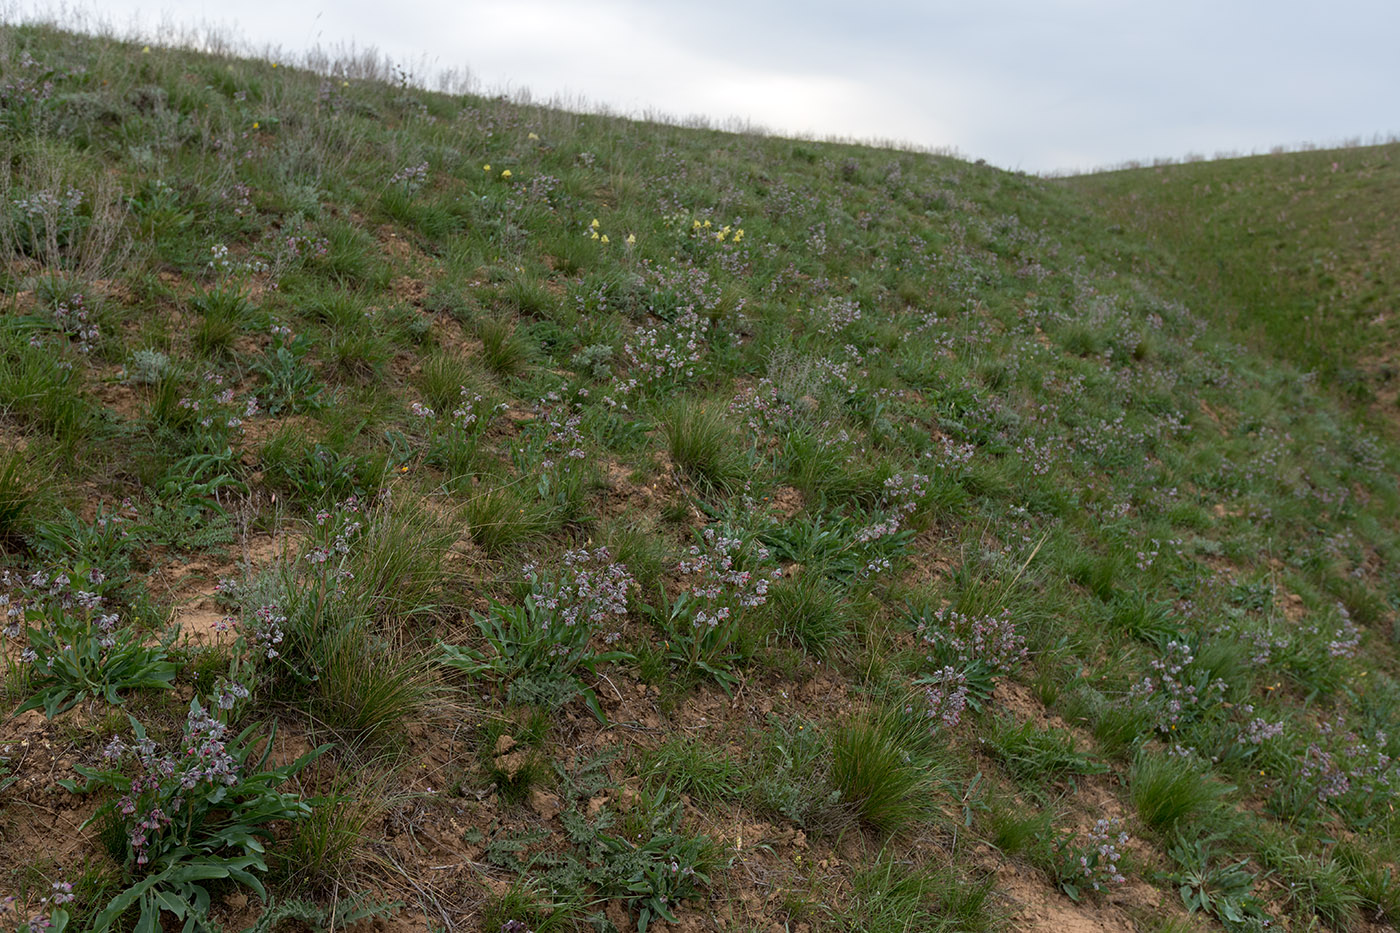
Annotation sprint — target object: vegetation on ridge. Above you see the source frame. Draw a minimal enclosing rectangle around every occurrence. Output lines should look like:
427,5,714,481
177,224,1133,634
1,20,1399,933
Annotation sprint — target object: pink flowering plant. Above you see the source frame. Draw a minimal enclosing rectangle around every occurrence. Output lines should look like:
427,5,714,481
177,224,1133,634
1050,817,1130,901
911,606,1027,710
512,397,593,512
60,693,327,933
441,547,634,718
2,879,73,933
411,388,498,476
655,527,781,691
2,564,177,718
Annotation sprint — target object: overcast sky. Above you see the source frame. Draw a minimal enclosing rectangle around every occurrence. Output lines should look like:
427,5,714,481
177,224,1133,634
14,0,1399,173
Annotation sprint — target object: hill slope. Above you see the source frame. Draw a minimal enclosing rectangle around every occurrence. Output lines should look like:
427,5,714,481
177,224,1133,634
1068,144,1400,411
1,23,1399,933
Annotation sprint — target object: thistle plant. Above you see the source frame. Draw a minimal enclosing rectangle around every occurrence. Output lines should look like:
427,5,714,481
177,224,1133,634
441,547,634,716
2,564,177,718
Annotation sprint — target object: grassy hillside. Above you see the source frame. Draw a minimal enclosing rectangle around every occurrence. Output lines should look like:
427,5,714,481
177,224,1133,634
2,23,1400,933
1068,144,1400,410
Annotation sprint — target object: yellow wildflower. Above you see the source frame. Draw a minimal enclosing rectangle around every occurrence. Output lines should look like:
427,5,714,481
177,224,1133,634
528,132,539,140
252,121,259,129
702,219,711,228
692,220,701,230
501,169,512,178
600,234,609,244
590,230,599,240
141,46,150,54
733,228,745,243
625,233,636,246
483,164,491,172
590,218,600,229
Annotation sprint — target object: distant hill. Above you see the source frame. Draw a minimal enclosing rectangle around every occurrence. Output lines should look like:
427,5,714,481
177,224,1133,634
1068,144,1400,413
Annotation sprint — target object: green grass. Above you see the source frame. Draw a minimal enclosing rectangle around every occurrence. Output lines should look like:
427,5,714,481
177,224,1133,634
1130,752,1231,834
1070,144,1400,403
4,20,1400,933
830,706,942,835
662,398,748,495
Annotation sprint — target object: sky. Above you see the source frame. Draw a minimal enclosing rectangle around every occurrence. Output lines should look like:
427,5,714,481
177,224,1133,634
11,0,1400,173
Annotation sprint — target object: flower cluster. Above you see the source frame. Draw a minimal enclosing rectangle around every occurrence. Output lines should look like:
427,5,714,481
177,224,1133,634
1325,603,1361,658
856,472,929,543
1300,716,1395,806
815,296,861,335
920,666,970,730
584,217,628,245
1,560,177,716
677,529,779,632
207,243,268,281
1239,714,1284,745
664,210,744,245
51,293,99,353
101,697,243,865
1127,640,1227,734
1079,818,1129,892
1,879,74,933
728,378,800,435
415,388,499,474
527,547,634,644
13,186,83,220
388,161,429,193
615,309,706,396
531,399,587,470
917,608,1027,675
177,372,258,432
235,604,286,659
924,435,976,469
0,52,61,111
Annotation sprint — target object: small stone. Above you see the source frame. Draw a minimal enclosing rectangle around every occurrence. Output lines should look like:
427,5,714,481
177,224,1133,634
495,751,528,780
493,734,517,757
528,789,561,818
